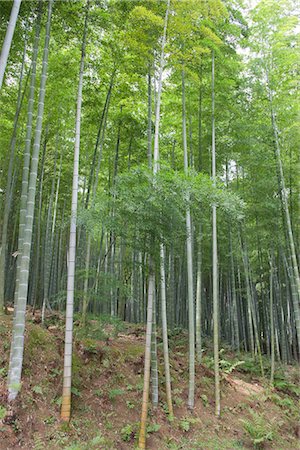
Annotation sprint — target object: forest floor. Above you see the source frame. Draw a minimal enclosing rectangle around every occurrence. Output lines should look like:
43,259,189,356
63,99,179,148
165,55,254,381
0,312,299,450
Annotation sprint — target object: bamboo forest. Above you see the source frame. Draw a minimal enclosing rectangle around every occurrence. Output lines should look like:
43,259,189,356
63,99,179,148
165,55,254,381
0,0,299,448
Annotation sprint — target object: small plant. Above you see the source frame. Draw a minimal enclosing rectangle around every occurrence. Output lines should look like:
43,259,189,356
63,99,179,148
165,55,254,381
43,415,56,425
126,400,135,409
49,367,61,378
89,433,106,447
174,396,183,407
108,388,124,401
274,378,300,396
180,419,191,432
94,388,103,397
51,396,62,406
60,421,70,433
241,411,278,448
102,359,110,369
219,355,245,374
147,423,161,434
136,381,144,391
238,357,262,376
71,387,81,397
105,420,113,430
202,376,213,387
268,393,294,409
173,387,182,395
63,445,82,450
200,394,209,407
277,397,294,408
126,383,134,391
179,417,200,432
0,406,7,420
121,423,136,442
33,385,43,395
33,435,45,450
82,339,98,354
0,367,7,377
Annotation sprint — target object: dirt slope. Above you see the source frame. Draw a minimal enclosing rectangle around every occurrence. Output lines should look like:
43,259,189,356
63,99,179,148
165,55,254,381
0,314,299,449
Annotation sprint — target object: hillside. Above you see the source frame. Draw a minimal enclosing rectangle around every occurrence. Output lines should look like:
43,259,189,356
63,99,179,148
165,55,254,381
0,313,299,450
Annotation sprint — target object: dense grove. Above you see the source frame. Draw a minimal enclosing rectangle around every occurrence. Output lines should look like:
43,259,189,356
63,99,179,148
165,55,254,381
0,1,299,448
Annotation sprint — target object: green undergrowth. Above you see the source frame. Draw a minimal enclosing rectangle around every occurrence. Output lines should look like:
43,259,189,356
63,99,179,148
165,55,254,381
27,324,54,354
1,316,299,450
73,313,126,341
241,411,279,449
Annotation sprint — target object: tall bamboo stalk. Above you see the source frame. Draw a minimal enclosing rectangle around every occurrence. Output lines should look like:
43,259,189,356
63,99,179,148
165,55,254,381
182,68,195,410
0,34,28,312
211,51,220,417
7,0,53,402
0,0,22,90
61,0,89,421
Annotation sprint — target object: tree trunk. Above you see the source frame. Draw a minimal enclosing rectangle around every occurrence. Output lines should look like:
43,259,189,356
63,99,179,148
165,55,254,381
267,81,300,351
0,0,22,90
139,2,170,446
160,244,173,417
269,254,275,384
196,224,202,363
211,51,220,417
11,0,43,316
147,63,152,169
138,270,154,450
7,0,53,402
82,80,111,324
182,68,195,410
61,0,89,421
151,291,158,407
0,34,28,312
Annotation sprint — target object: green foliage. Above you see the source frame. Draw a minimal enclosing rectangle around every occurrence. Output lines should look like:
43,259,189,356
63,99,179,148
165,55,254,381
27,326,51,354
179,417,200,432
49,367,61,379
89,434,106,447
108,388,124,401
203,353,244,375
80,339,98,354
32,385,43,395
71,387,81,397
136,381,144,391
0,367,7,377
273,377,300,396
63,433,107,450
202,376,213,387
43,416,56,425
0,406,6,420
33,435,46,450
74,314,125,342
147,423,161,434
121,423,136,442
71,353,83,389
241,411,278,449
219,359,245,374
94,388,103,397
174,396,183,407
126,400,135,409
235,357,262,377
0,2,299,449
200,394,209,407
82,166,244,259
268,393,295,410
51,396,62,407
102,359,110,369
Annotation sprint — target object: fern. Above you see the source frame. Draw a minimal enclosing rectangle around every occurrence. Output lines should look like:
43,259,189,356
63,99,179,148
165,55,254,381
241,411,278,449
